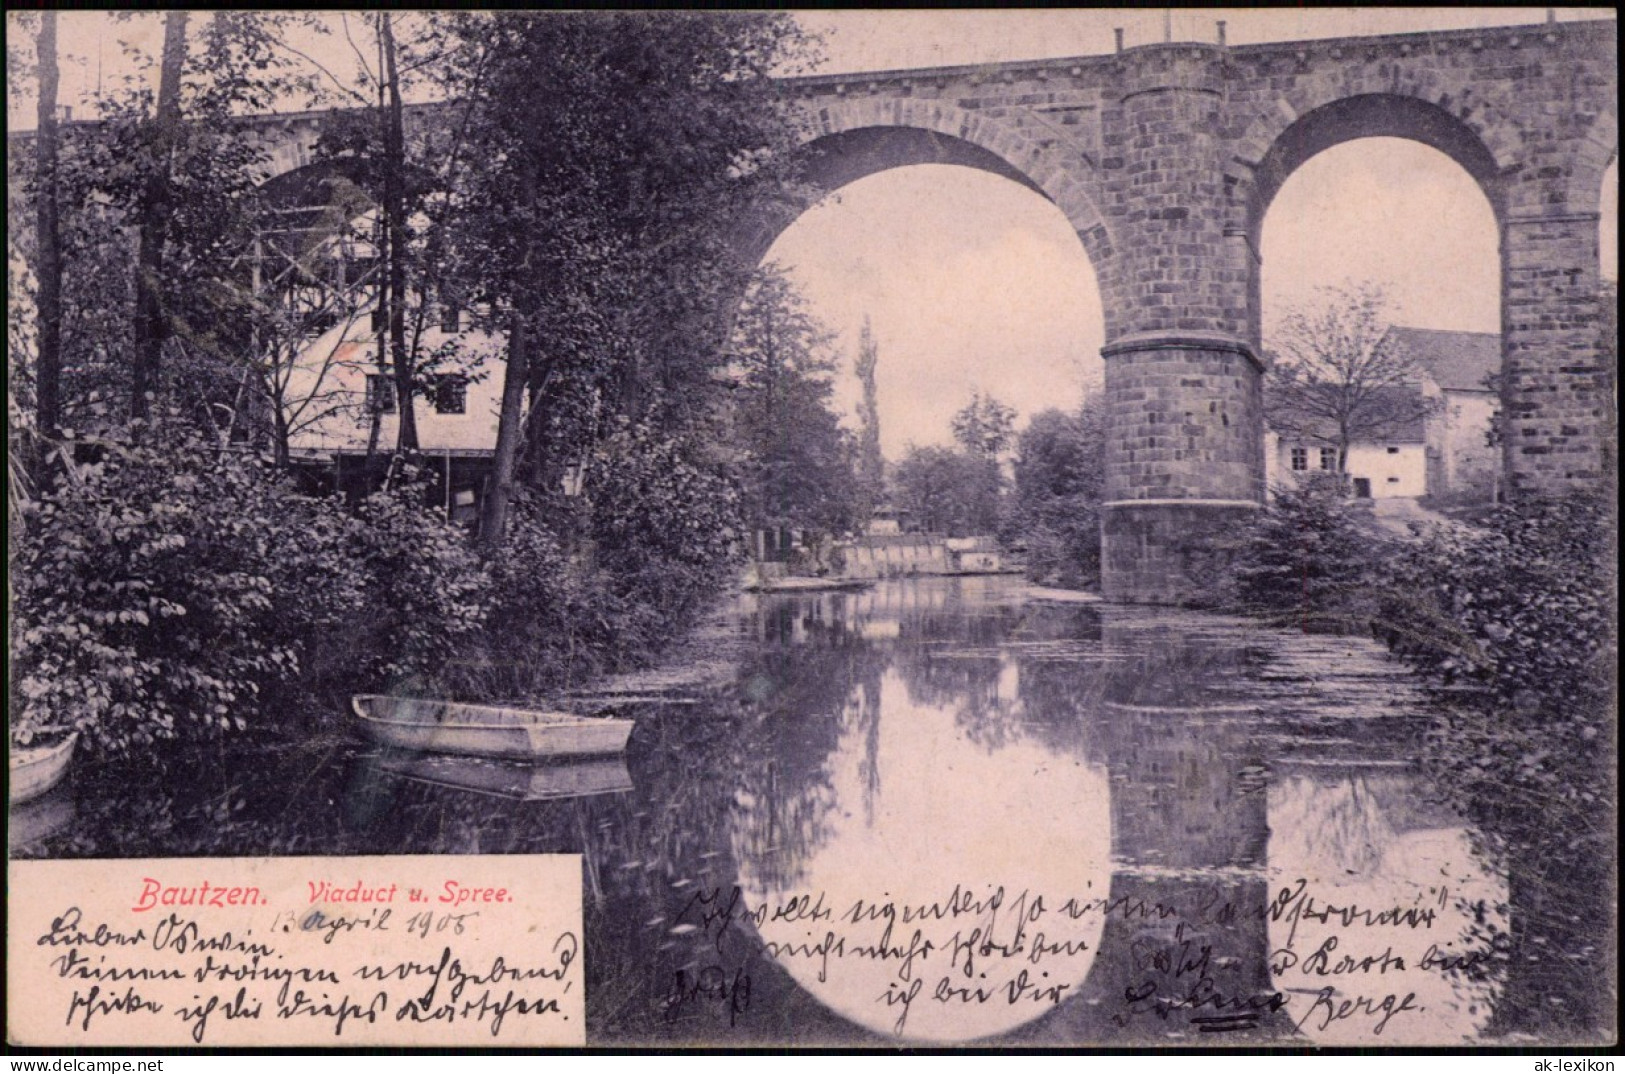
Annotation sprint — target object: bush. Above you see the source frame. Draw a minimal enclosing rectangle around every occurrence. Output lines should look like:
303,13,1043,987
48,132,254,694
341,475,491,693
1222,475,1391,628
443,493,609,700
1220,483,1615,1037
1384,492,1616,1038
1011,405,1105,589
1379,491,1614,722
585,421,743,653
11,428,363,753
11,429,502,756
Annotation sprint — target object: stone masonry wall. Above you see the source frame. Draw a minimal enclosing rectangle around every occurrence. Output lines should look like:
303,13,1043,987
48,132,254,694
1103,342,1264,503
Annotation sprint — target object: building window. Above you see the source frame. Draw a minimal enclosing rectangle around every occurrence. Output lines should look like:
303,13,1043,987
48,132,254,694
371,307,387,334
365,373,395,413
439,304,460,333
1290,447,1308,471
1387,476,1401,483
1319,448,1337,471
1386,446,1400,454
430,374,468,415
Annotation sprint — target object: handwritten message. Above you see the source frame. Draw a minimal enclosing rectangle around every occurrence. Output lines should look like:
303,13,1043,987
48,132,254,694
8,855,583,1047
669,875,1499,1044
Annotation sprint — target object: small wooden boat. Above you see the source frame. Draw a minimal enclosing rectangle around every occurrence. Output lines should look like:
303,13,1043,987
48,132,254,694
351,695,633,760
10,733,78,805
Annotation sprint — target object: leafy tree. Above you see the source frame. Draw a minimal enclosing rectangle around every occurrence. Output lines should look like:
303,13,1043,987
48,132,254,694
1011,397,1106,588
584,420,745,646
1267,281,1439,478
731,266,859,537
893,444,999,536
951,389,1017,459
10,13,320,439
1224,473,1392,627
432,12,818,546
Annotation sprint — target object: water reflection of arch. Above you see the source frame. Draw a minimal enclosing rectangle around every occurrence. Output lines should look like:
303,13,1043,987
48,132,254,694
1024,605,1286,1041
729,584,1118,1043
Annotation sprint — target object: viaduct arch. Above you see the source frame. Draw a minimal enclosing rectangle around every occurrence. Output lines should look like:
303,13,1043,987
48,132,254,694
769,18,1615,602
15,17,1613,603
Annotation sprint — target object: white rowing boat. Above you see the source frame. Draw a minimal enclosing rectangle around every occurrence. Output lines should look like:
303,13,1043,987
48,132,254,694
351,695,633,760
10,733,78,804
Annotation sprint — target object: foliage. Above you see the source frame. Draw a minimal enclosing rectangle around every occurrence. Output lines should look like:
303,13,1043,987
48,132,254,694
10,426,361,753
1010,401,1106,588
1219,482,1616,1037
1218,474,1392,627
951,389,1017,459
892,444,1000,537
8,422,501,755
1266,281,1439,473
445,496,600,699
435,12,819,501
9,13,321,439
1378,491,1614,724
344,473,492,690
730,266,860,536
584,420,745,656
1383,491,1615,1038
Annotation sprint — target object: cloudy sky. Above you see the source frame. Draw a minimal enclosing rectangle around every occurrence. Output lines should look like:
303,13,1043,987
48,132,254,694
10,10,1617,456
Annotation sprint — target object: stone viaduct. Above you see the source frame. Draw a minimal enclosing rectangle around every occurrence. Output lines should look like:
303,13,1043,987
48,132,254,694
18,17,1618,602
765,17,1616,601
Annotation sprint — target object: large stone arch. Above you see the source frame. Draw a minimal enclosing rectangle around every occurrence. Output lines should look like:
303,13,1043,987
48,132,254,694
1231,91,1509,349
733,97,1118,303
1234,83,1612,493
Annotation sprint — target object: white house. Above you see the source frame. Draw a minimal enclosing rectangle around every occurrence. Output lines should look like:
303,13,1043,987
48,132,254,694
1265,392,1429,499
1390,327,1501,502
1265,327,1501,502
283,306,505,456
282,304,506,521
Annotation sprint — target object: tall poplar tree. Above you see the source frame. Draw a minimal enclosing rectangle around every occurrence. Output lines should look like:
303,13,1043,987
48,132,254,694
854,314,883,521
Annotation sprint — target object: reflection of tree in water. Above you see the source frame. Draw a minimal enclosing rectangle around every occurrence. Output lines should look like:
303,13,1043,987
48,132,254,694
729,624,889,891
855,674,882,826
888,602,1027,753
1269,775,1393,877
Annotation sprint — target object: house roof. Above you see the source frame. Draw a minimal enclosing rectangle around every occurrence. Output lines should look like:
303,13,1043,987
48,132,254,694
1385,326,1500,393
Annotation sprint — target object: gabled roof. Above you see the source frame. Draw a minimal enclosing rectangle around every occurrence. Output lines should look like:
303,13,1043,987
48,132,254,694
1384,326,1500,393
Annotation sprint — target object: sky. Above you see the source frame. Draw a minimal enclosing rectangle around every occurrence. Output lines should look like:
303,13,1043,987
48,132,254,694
8,9,1618,456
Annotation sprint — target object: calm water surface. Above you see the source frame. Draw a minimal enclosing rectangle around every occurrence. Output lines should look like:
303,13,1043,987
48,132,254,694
15,576,1515,1046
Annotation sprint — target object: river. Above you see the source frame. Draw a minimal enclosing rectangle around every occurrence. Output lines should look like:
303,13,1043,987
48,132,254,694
13,575,1525,1046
